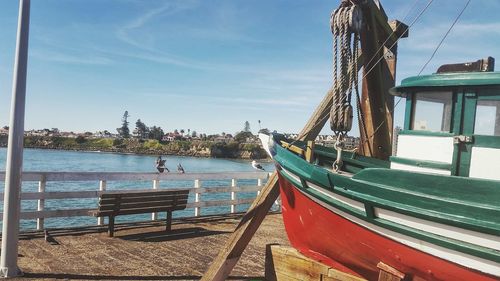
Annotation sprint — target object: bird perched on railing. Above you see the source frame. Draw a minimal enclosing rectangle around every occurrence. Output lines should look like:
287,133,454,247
251,160,265,171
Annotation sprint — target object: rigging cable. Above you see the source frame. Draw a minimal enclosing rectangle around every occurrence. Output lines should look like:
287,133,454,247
362,0,423,74
418,0,472,75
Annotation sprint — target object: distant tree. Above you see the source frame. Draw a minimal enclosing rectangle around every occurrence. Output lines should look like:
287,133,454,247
180,129,185,136
187,129,191,136
174,129,179,135
244,121,251,133
191,130,197,137
148,126,164,141
75,135,86,144
234,131,253,143
117,111,130,138
134,119,148,139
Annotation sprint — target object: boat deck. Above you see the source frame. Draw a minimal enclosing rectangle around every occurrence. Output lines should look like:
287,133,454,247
11,213,289,281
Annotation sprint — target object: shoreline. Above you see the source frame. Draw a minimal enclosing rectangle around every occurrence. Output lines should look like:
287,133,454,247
0,136,270,160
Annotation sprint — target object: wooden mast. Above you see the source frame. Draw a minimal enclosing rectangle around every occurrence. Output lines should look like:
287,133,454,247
358,1,408,160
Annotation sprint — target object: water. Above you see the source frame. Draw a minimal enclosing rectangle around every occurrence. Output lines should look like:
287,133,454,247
0,148,275,230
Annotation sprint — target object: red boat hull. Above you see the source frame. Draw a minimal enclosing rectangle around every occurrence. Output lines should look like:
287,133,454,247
278,174,498,281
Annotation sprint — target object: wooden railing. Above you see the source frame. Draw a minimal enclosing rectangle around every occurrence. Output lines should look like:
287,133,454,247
0,171,272,230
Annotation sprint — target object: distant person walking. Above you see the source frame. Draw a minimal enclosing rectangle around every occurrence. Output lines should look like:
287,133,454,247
156,156,169,173
177,163,185,174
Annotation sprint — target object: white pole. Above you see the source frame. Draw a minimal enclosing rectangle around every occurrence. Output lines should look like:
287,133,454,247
97,180,106,226
230,179,237,214
0,0,30,277
152,179,159,220
36,177,46,230
194,179,201,216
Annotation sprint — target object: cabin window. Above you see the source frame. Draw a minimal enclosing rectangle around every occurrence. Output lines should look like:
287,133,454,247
412,91,453,132
474,99,500,136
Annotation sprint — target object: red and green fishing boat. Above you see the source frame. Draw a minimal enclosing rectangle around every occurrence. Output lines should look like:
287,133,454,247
260,1,500,280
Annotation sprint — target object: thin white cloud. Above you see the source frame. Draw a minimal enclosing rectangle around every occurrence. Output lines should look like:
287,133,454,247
116,1,199,51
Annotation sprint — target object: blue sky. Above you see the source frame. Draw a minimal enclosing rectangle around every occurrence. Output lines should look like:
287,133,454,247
1,0,499,136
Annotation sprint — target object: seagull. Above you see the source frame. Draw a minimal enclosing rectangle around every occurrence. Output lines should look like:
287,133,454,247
251,160,265,171
177,163,185,174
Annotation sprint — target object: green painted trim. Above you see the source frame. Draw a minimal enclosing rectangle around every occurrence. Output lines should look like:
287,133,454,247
474,135,500,149
451,92,462,134
478,94,500,101
451,92,464,176
390,156,451,170
390,72,500,95
404,96,412,130
399,130,454,137
458,92,477,177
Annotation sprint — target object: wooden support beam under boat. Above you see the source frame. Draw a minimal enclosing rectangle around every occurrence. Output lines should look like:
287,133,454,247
280,141,305,157
377,262,406,281
202,68,335,281
201,172,280,281
306,140,315,163
265,244,367,281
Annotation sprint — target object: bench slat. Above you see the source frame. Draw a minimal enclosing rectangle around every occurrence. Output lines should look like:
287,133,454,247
98,199,188,212
99,194,186,205
100,190,189,199
94,206,187,217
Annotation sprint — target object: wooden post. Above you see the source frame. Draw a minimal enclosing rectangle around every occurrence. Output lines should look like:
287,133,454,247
358,6,408,160
36,176,46,230
166,211,172,231
152,179,159,220
305,140,315,163
230,179,237,214
97,180,106,226
377,262,405,281
194,179,201,217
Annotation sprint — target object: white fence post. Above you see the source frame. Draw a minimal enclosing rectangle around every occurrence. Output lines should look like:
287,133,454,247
97,180,106,226
230,179,237,214
152,179,159,220
36,176,46,230
194,179,201,217
257,178,263,196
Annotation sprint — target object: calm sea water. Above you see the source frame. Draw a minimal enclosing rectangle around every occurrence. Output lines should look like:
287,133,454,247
0,148,275,230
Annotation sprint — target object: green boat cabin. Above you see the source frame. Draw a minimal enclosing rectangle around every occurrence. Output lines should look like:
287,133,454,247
390,70,500,181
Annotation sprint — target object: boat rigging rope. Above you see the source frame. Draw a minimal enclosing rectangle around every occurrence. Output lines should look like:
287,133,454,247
329,3,361,137
418,0,471,75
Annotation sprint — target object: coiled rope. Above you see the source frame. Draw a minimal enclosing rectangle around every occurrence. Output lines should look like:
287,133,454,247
329,3,361,137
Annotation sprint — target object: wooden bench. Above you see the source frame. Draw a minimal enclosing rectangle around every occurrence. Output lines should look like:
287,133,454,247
90,189,190,237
